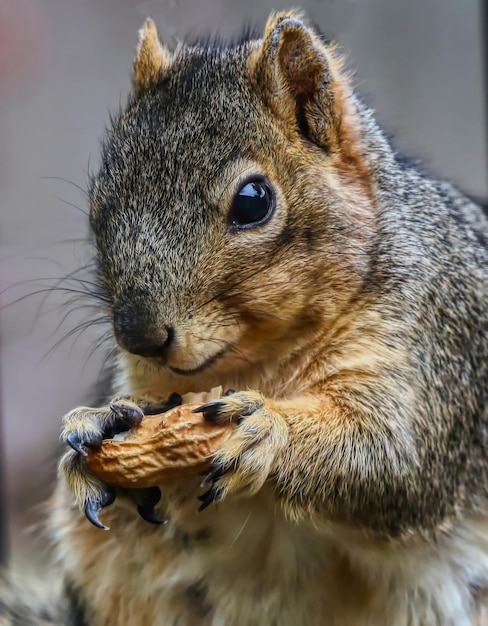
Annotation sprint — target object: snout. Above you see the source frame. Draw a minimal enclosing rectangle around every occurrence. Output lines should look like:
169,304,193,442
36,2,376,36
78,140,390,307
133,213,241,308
112,296,242,376
113,301,174,359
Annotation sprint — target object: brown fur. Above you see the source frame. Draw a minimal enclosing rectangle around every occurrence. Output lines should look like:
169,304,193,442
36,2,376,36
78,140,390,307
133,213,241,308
4,9,488,626
133,18,172,96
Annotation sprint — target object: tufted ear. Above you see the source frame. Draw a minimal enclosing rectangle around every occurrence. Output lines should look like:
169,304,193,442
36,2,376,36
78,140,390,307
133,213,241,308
250,11,353,156
133,18,173,96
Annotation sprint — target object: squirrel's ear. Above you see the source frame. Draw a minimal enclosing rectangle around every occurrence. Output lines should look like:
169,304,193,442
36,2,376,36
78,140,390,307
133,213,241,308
250,12,351,155
133,18,172,96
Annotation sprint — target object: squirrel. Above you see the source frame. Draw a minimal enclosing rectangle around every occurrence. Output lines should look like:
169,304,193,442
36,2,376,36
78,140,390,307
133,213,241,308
3,9,488,626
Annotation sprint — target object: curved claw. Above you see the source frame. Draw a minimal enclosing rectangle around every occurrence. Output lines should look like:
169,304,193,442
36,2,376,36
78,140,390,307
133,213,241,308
197,486,219,512
162,392,183,411
192,400,225,422
134,487,165,525
109,403,144,427
200,462,226,487
67,433,87,457
84,487,116,530
85,500,109,530
137,504,165,525
142,393,183,416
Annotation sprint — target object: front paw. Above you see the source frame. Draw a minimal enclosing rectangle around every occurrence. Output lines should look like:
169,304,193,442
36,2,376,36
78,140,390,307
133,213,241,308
194,392,288,510
59,398,145,529
59,394,182,528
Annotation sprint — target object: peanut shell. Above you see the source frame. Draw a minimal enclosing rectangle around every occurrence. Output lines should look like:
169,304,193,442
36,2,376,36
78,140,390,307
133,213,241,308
85,403,233,488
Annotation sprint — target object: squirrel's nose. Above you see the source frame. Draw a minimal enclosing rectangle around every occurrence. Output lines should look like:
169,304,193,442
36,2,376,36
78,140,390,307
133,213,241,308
125,325,174,359
113,304,174,359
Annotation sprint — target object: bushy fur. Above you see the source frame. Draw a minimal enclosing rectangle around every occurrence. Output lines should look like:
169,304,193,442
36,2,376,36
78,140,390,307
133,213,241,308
0,575,66,625
5,11,488,625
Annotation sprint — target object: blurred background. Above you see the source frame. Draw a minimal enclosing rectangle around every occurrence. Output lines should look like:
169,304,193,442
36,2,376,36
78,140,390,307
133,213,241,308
0,0,487,572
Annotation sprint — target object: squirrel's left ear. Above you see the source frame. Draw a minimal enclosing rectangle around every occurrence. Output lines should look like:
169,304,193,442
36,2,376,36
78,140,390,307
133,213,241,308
250,12,356,156
133,18,173,96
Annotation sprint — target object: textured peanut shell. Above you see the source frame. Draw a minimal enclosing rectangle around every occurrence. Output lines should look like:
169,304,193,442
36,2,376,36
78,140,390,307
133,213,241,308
85,403,233,488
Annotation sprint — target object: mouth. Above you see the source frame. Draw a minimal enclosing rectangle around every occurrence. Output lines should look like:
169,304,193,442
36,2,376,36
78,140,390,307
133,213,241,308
168,346,228,376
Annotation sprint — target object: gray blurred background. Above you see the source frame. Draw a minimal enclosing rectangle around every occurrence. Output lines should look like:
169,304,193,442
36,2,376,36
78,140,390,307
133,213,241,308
0,0,487,570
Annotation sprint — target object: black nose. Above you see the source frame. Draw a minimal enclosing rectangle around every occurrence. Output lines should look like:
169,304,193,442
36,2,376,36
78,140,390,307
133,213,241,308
113,304,174,359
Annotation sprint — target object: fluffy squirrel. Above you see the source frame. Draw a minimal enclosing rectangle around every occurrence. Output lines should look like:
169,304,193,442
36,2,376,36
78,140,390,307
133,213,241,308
3,10,488,626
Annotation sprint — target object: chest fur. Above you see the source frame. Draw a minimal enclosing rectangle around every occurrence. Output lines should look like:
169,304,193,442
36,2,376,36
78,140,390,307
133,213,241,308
51,483,488,626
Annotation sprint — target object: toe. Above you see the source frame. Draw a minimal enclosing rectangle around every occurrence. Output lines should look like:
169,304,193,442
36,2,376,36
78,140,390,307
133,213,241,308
192,400,226,422
66,430,103,455
197,486,221,512
133,487,166,525
109,402,144,427
200,462,227,487
84,485,116,530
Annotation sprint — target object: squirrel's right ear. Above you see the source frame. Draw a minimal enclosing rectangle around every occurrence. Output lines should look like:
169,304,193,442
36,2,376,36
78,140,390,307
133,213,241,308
249,12,354,156
133,18,173,96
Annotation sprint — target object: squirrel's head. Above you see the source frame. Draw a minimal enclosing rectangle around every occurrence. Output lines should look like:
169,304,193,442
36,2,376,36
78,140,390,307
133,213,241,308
89,11,375,381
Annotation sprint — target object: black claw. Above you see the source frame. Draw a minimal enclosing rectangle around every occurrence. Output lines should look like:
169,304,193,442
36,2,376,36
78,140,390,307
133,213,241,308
100,486,116,506
68,430,103,453
138,486,162,507
107,403,144,439
133,487,165,525
163,392,183,411
141,393,183,416
137,505,165,525
197,487,213,502
197,487,219,512
84,487,116,530
192,400,225,422
85,500,108,530
67,433,87,456
110,403,144,427
201,462,226,487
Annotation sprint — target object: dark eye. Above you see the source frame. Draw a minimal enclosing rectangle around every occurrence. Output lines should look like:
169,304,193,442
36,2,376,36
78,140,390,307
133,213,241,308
228,177,275,230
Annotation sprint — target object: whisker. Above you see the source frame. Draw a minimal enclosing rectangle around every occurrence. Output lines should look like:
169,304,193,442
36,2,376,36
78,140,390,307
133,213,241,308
82,332,115,372
229,511,252,547
34,265,103,318
98,345,119,377
41,176,90,200
52,195,89,217
41,314,110,361
3,286,102,309
224,343,252,367
47,308,109,341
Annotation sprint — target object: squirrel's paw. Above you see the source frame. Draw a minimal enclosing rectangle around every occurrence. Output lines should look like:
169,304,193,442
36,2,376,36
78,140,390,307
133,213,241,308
195,391,288,510
59,394,182,529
